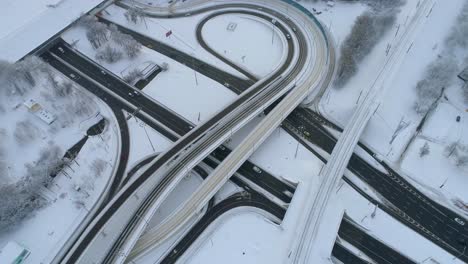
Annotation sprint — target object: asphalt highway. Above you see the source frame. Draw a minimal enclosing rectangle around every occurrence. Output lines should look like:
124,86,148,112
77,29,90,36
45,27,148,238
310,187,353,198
284,108,468,262
45,3,304,261
159,192,285,264
338,217,415,264
93,3,318,262
332,243,370,264
44,40,295,205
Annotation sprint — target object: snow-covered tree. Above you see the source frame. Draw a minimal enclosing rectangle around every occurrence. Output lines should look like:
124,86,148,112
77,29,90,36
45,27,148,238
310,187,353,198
95,44,123,63
123,68,144,84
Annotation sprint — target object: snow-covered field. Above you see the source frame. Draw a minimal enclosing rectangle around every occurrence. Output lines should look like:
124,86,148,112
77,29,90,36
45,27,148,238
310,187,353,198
0,60,118,263
0,0,103,62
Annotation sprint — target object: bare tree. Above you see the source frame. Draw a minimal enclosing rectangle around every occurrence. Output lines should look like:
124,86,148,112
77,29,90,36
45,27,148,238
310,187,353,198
0,144,61,231
110,25,142,58
419,142,430,157
86,22,109,49
95,44,123,63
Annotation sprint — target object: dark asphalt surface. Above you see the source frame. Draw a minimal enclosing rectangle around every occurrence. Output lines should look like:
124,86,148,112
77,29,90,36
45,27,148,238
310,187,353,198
332,243,371,264
338,217,415,264
42,3,301,260
91,2,302,260
98,16,255,94
97,5,426,259
159,192,285,264
43,40,294,204
284,108,468,262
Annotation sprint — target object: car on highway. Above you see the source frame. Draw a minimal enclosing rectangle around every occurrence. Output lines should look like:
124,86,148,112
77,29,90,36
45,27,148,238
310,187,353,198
58,47,65,53
69,73,79,80
286,34,291,40
224,82,230,88
253,166,262,174
128,91,140,98
455,217,466,226
292,27,297,32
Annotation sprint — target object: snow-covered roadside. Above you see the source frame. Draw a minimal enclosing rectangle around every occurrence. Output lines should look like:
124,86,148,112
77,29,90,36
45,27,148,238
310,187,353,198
0,0,103,62
313,0,468,214
62,23,237,125
0,67,119,264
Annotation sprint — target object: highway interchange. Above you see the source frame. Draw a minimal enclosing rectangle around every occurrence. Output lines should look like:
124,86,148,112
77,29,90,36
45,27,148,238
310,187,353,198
23,0,468,263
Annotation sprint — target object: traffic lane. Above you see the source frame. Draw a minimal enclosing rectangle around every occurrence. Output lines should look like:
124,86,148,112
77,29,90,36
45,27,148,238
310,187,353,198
211,146,295,194
107,108,131,199
332,243,371,264
291,113,466,241
339,219,416,264
160,192,285,264
289,111,468,257
98,17,254,94
203,156,292,204
303,110,468,236
40,51,179,142
49,41,191,136
46,44,295,204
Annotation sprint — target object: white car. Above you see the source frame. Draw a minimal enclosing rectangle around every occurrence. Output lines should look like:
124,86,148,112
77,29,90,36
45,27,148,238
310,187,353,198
455,217,466,226
253,166,262,174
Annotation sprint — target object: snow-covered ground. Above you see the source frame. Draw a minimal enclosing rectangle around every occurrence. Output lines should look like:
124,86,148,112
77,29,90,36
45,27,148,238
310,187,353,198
201,13,284,78
125,114,173,167
102,4,246,79
0,0,103,62
0,61,118,263
62,19,237,125
315,0,468,211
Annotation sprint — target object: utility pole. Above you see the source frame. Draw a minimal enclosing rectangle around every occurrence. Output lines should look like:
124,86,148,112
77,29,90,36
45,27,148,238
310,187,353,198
142,124,155,152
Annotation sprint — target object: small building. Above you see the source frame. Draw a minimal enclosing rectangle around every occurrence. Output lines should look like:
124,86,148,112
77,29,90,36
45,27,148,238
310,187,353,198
23,99,56,125
0,241,30,264
458,66,468,82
